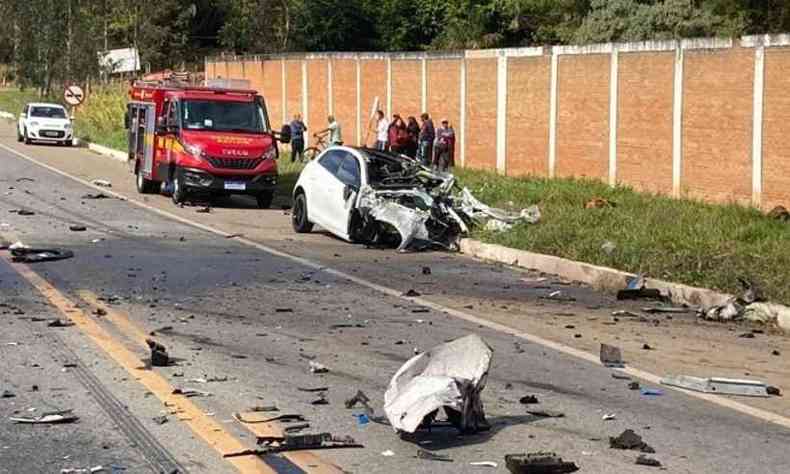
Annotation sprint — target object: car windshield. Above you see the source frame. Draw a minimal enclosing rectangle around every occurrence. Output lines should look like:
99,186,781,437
181,100,267,133
30,106,67,119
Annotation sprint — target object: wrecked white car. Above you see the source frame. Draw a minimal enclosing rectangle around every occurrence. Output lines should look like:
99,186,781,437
384,334,493,434
291,146,540,251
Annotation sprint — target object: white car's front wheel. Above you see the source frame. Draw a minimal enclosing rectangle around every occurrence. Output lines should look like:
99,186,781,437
23,128,32,145
16,126,23,143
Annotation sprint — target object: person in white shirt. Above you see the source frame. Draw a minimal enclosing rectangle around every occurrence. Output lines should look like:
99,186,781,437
374,110,388,151
315,115,342,147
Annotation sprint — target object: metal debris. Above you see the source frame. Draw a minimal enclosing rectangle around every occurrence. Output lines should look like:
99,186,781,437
526,409,564,418
661,375,770,397
255,432,363,454
345,390,373,414
91,179,112,187
309,361,329,374
10,247,74,263
69,225,87,232
504,452,580,473
146,338,170,367
609,429,654,453
415,449,453,462
519,395,539,405
48,318,75,327
384,334,492,434
635,454,662,467
10,409,79,424
600,344,624,367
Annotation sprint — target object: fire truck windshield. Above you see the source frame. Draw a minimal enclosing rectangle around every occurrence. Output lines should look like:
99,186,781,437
181,100,267,134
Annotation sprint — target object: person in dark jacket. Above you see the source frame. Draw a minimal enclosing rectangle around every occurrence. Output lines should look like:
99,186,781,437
289,113,307,162
433,119,456,171
405,116,420,159
417,113,435,167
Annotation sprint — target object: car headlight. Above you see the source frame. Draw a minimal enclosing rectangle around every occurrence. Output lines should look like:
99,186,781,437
261,147,277,161
64,123,72,130
183,142,203,157
28,121,39,127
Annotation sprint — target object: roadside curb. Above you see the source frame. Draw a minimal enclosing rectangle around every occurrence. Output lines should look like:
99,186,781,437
87,142,127,162
0,111,14,120
459,238,790,333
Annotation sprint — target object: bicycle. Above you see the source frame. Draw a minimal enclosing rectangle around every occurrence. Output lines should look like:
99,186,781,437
302,134,337,161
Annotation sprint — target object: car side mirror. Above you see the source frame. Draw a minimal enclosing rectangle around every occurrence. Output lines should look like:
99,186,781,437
278,124,291,144
155,116,169,134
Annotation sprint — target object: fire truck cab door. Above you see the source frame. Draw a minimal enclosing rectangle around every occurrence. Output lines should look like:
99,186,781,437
163,100,179,172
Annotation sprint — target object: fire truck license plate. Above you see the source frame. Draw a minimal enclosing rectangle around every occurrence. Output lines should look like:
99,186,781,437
224,181,246,191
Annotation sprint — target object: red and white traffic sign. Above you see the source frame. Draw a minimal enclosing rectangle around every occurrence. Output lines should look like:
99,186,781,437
64,85,85,106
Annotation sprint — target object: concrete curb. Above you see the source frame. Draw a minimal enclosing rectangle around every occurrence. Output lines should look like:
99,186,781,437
0,111,15,120
87,142,127,162
459,238,790,333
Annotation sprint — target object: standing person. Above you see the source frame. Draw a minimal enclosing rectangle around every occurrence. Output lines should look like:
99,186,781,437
289,113,307,162
388,114,406,153
417,113,435,167
433,119,456,171
314,115,342,147
405,116,420,159
374,110,388,150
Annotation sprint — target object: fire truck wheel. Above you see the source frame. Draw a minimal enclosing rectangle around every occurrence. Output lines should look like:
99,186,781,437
256,191,274,209
171,173,187,204
136,169,158,194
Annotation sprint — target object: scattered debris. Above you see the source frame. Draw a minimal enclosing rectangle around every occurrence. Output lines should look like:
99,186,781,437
310,393,329,405
381,450,395,457
275,308,293,313
403,289,421,297
196,206,211,213
640,388,664,396
81,192,111,200
10,247,74,263
250,405,279,412
345,390,373,414
14,209,36,216
69,225,87,232
701,278,767,322
353,413,370,425
600,344,624,367
309,361,329,374
628,382,641,390
600,241,616,256
297,386,329,393
422,266,432,275
253,433,363,454
92,308,107,317
642,343,653,350
152,415,168,425
611,373,631,380
767,386,782,396
146,339,170,367
384,334,492,434
738,332,755,338
504,452,580,473
642,306,688,314
661,376,770,397
617,275,663,301
519,395,539,405
609,429,654,453
16,177,35,183
233,413,306,425
470,461,498,468
602,413,616,421
172,388,211,397
772,350,781,356
10,409,79,424
2,390,15,398
415,449,453,462
91,179,112,187
635,455,662,467
48,318,75,327
526,409,564,418
540,290,576,302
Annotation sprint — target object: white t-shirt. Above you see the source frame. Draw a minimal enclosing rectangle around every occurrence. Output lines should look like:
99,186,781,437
328,121,342,144
376,118,388,142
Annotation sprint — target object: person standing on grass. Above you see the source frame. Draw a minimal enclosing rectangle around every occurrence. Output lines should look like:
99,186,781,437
388,114,406,153
315,115,342,147
417,113,435,167
433,119,455,171
405,116,420,159
289,113,307,162
374,110,388,150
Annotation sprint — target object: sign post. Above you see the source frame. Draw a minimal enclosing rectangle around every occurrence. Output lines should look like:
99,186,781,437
64,85,85,122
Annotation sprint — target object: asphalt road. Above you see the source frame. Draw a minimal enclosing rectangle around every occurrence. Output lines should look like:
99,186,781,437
2,135,790,473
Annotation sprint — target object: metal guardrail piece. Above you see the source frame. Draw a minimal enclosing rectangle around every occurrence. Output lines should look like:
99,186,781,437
661,375,769,397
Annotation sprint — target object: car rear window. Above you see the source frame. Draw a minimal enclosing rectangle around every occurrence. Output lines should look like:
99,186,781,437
30,107,67,119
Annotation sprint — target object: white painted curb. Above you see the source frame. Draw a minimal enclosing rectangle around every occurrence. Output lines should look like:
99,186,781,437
0,111,15,120
87,142,127,162
459,238,790,332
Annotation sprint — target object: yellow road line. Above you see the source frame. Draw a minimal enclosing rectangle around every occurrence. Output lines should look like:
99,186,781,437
78,290,345,474
4,258,275,474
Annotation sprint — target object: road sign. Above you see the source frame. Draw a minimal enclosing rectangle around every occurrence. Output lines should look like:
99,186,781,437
64,85,85,106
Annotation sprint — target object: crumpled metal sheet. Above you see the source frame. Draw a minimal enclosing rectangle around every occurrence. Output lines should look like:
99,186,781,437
384,334,492,433
459,187,541,227
358,186,431,251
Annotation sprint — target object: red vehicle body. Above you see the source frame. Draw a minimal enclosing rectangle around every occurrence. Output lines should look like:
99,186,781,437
125,80,290,208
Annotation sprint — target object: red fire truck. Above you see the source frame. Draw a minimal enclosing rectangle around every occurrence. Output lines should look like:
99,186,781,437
125,80,290,208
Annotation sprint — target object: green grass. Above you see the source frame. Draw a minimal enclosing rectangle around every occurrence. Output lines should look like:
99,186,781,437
454,167,790,305
0,88,42,115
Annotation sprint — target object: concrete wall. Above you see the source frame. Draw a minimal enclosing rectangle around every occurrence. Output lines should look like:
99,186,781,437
207,34,790,209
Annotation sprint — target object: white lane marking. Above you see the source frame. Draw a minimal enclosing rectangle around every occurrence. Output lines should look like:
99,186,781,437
2,141,790,430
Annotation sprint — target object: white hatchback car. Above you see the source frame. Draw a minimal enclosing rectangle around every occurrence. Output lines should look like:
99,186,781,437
17,103,73,146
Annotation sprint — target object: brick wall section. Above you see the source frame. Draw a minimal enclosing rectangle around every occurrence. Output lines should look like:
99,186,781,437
465,58,498,170
243,60,264,95
761,48,790,209
506,56,550,176
332,59,357,147
226,61,245,82
557,54,610,179
617,52,674,194
284,60,302,124
682,48,753,204
306,59,328,136
391,60,422,120
426,59,462,162
261,60,282,132
206,61,216,79
360,59,387,147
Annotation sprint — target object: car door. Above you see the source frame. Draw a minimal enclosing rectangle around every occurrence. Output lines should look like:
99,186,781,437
332,153,363,237
306,150,344,231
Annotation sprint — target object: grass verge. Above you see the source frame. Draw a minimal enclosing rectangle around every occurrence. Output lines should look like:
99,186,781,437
454,167,790,305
